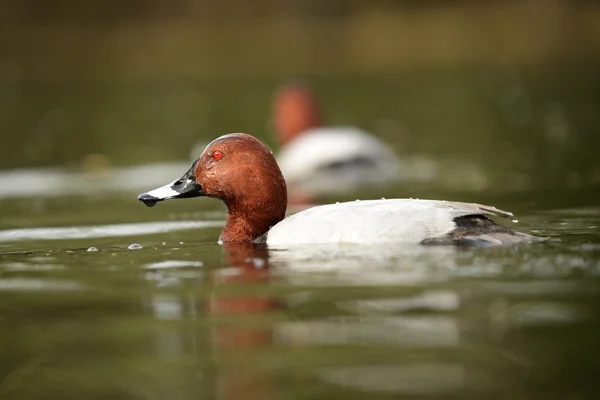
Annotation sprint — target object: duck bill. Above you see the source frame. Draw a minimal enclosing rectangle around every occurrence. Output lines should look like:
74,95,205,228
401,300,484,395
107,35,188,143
138,161,203,207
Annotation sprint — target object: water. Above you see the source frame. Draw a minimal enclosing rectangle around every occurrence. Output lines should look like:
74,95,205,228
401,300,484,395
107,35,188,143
1,62,600,399
0,175,599,399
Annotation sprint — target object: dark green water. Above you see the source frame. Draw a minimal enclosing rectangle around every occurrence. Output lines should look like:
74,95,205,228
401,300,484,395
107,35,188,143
1,68,600,399
1,187,600,399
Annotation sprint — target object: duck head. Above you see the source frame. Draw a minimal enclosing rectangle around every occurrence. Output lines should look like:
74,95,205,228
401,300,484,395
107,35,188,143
273,83,323,145
138,133,288,243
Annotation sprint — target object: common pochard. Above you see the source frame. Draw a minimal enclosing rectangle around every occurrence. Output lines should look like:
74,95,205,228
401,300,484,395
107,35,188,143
273,83,402,199
138,133,539,246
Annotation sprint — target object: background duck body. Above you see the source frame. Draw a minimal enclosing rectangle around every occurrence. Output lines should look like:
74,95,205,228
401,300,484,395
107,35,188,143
276,127,402,196
262,199,537,246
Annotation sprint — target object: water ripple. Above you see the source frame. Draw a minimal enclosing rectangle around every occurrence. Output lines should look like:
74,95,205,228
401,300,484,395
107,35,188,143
0,220,224,242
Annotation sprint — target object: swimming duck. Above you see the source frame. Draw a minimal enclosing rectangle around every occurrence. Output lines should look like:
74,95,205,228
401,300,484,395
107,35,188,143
272,83,402,199
138,133,539,246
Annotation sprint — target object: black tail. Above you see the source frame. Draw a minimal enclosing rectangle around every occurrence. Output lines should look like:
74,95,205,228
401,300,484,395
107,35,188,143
422,215,544,246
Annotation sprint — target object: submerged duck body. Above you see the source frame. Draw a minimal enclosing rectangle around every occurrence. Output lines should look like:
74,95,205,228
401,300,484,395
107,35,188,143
138,133,539,246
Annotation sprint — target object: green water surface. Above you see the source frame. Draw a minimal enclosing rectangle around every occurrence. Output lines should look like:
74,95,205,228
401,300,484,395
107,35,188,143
1,68,600,399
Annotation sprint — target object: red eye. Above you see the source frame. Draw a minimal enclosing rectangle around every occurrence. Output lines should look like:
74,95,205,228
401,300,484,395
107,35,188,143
212,150,223,160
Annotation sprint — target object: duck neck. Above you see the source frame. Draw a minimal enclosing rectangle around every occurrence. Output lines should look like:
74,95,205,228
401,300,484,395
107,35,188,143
279,116,322,146
275,97,323,146
220,198,286,243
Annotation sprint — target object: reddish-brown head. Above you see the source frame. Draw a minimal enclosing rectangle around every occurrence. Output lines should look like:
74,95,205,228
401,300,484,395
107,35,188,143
196,134,288,242
273,83,323,145
139,133,287,243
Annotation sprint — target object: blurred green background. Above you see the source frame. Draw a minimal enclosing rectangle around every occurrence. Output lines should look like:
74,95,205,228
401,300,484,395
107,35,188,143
1,0,599,191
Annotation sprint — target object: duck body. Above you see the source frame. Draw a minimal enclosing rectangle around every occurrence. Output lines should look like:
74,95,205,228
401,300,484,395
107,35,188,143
261,199,535,246
277,127,401,195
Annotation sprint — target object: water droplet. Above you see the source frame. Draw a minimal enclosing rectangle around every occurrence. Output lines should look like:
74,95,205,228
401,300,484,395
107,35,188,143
87,247,98,252
335,202,340,204
511,219,519,223
179,241,184,245
161,242,167,246
355,199,360,202
381,197,386,200
128,243,143,250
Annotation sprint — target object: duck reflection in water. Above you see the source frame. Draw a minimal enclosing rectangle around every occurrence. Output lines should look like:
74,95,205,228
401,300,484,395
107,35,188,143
145,242,279,400
209,243,280,400
142,240,591,397
210,242,280,400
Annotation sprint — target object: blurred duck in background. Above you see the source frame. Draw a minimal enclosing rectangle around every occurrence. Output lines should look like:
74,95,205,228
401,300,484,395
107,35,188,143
272,83,403,206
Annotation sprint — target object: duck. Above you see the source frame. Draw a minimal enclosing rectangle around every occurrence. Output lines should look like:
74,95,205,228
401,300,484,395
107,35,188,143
272,83,402,201
138,133,540,246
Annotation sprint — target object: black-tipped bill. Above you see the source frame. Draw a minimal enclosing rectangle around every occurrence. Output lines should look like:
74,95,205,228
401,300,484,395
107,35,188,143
138,161,203,207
